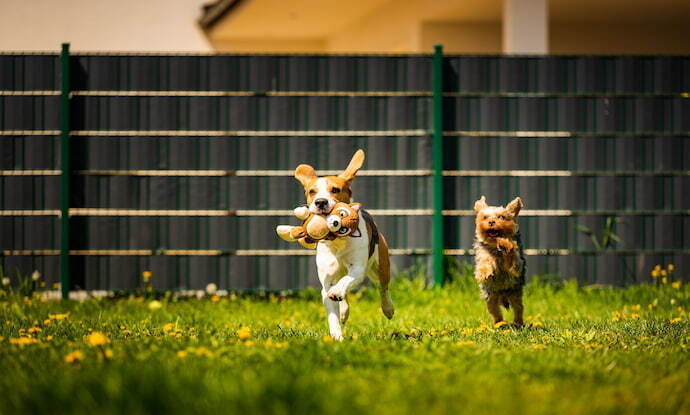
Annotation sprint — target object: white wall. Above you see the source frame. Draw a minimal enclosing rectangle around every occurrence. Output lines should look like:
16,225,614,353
0,0,211,52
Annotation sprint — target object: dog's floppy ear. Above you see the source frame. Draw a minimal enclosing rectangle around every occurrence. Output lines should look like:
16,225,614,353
474,196,488,213
506,197,523,217
339,149,365,182
295,164,317,188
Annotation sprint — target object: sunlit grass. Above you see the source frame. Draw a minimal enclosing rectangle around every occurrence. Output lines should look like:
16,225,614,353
0,275,688,414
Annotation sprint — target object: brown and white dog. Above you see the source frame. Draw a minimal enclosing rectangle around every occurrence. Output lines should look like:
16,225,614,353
294,149,394,340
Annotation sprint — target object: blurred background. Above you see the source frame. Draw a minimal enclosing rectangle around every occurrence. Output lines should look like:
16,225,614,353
1,0,689,54
0,0,688,292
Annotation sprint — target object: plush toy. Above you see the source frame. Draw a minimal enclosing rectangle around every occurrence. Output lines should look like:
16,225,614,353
276,202,363,249
276,206,332,249
326,202,362,237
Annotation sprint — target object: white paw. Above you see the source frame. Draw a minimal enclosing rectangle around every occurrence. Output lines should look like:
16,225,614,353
330,331,344,341
327,286,346,302
339,307,350,324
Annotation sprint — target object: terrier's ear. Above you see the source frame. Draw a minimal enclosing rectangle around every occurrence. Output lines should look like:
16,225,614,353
295,164,317,188
349,203,362,212
506,197,523,217
474,196,488,213
339,149,365,182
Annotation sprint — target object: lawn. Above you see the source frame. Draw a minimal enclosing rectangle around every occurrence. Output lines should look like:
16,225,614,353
0,268,688,415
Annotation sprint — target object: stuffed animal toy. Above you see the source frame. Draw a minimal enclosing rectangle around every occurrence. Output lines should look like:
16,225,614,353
326,202,361,237
276,206,332,249
276,202,362,248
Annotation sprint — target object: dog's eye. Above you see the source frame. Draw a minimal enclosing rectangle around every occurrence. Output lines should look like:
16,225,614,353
331,187,340,194
484,216,489,220
499,215,505,220
309,189,316,195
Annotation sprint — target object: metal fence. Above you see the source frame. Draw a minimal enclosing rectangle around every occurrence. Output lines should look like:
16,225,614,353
1,49,688,292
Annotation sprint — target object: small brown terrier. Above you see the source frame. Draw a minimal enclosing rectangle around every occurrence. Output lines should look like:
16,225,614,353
473,196,526,326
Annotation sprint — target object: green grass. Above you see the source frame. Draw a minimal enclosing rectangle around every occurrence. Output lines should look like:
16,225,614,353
1,275,689,415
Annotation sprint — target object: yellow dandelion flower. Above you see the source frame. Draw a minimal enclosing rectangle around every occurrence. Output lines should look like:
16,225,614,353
194,347,213,357
142,271,152,281
64,351,84,364
531,321,544,328
654,264,662,271
651,269,660,278
85,332,110,347
104,349,114,359
210,295,221,303
670,317,682,323
494,321,509,329
243,341,255,347
43,319,51,325
532,344,546,350
671,299,677,305
177,350,187,358
631,304,641,311
322,335,335,343
671,281,682,289
440,330,449,336
236,326,251,340
46,335,53,341
667,264,675,272
148,300,163,310
10,337,40,346
28,327,42,334
163,323,175,332
49,313,70,320
661,270,668,277
661,277,669,285
454,340,476,347
630,313,641,320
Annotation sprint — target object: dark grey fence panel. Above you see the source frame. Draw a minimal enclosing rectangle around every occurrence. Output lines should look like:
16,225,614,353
1,53,687,289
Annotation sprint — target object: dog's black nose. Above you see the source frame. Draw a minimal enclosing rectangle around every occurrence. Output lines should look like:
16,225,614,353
488,221,495,226
314,198,329,209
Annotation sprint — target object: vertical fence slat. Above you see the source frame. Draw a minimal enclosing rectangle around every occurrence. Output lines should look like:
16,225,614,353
59,43,71,299
432,45,445,286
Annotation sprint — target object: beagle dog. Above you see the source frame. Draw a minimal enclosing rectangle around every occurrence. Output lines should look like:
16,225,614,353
294,149,394,340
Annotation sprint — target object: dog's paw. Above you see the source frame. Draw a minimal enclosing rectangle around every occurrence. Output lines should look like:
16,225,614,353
475,264,493,282
327,286,346,302
329,331,344,341
496,238,515,252
381,292,395,320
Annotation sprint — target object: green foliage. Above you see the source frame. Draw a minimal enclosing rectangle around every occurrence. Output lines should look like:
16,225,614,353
0,278,688,415
576,216,622,251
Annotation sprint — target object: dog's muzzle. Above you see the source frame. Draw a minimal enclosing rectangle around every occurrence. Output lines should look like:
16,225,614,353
314,198,329,210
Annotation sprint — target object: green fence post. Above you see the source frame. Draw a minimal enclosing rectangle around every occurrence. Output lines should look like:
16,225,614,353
432,44,445,286
60,43,71,300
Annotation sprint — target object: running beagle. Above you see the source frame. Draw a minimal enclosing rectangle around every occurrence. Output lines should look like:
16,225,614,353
294,149,394,340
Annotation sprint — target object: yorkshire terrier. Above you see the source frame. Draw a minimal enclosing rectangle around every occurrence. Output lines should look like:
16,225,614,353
473,196,526,326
